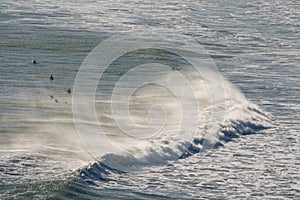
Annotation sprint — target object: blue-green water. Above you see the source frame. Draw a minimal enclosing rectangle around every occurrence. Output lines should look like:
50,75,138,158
0,0,299,199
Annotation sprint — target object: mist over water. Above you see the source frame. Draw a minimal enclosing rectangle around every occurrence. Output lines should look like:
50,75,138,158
0,0,299,199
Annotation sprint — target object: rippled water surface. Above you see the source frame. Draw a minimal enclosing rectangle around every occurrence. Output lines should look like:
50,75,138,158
0,0,299,199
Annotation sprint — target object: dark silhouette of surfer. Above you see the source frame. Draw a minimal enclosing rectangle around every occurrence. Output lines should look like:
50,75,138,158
49,75,54,81
32,59,38,64
67,88,71,94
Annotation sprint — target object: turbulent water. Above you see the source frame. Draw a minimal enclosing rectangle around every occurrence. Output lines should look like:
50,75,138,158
0,0,299,199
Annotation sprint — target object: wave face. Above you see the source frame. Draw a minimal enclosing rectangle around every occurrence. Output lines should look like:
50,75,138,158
59,89,272,199
69,34,273,174
76,82,272,174
68,42,273,189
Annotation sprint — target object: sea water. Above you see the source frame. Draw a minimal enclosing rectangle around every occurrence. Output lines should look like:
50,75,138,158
0,0,299,199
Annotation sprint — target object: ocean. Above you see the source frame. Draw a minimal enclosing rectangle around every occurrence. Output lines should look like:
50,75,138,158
0,0,299,199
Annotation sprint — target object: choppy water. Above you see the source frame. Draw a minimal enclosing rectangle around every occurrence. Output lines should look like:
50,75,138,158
0,0,299,199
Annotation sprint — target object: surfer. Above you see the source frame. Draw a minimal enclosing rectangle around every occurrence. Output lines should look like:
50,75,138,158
67,88,71,94
32,59,38,64
49,75,54,81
